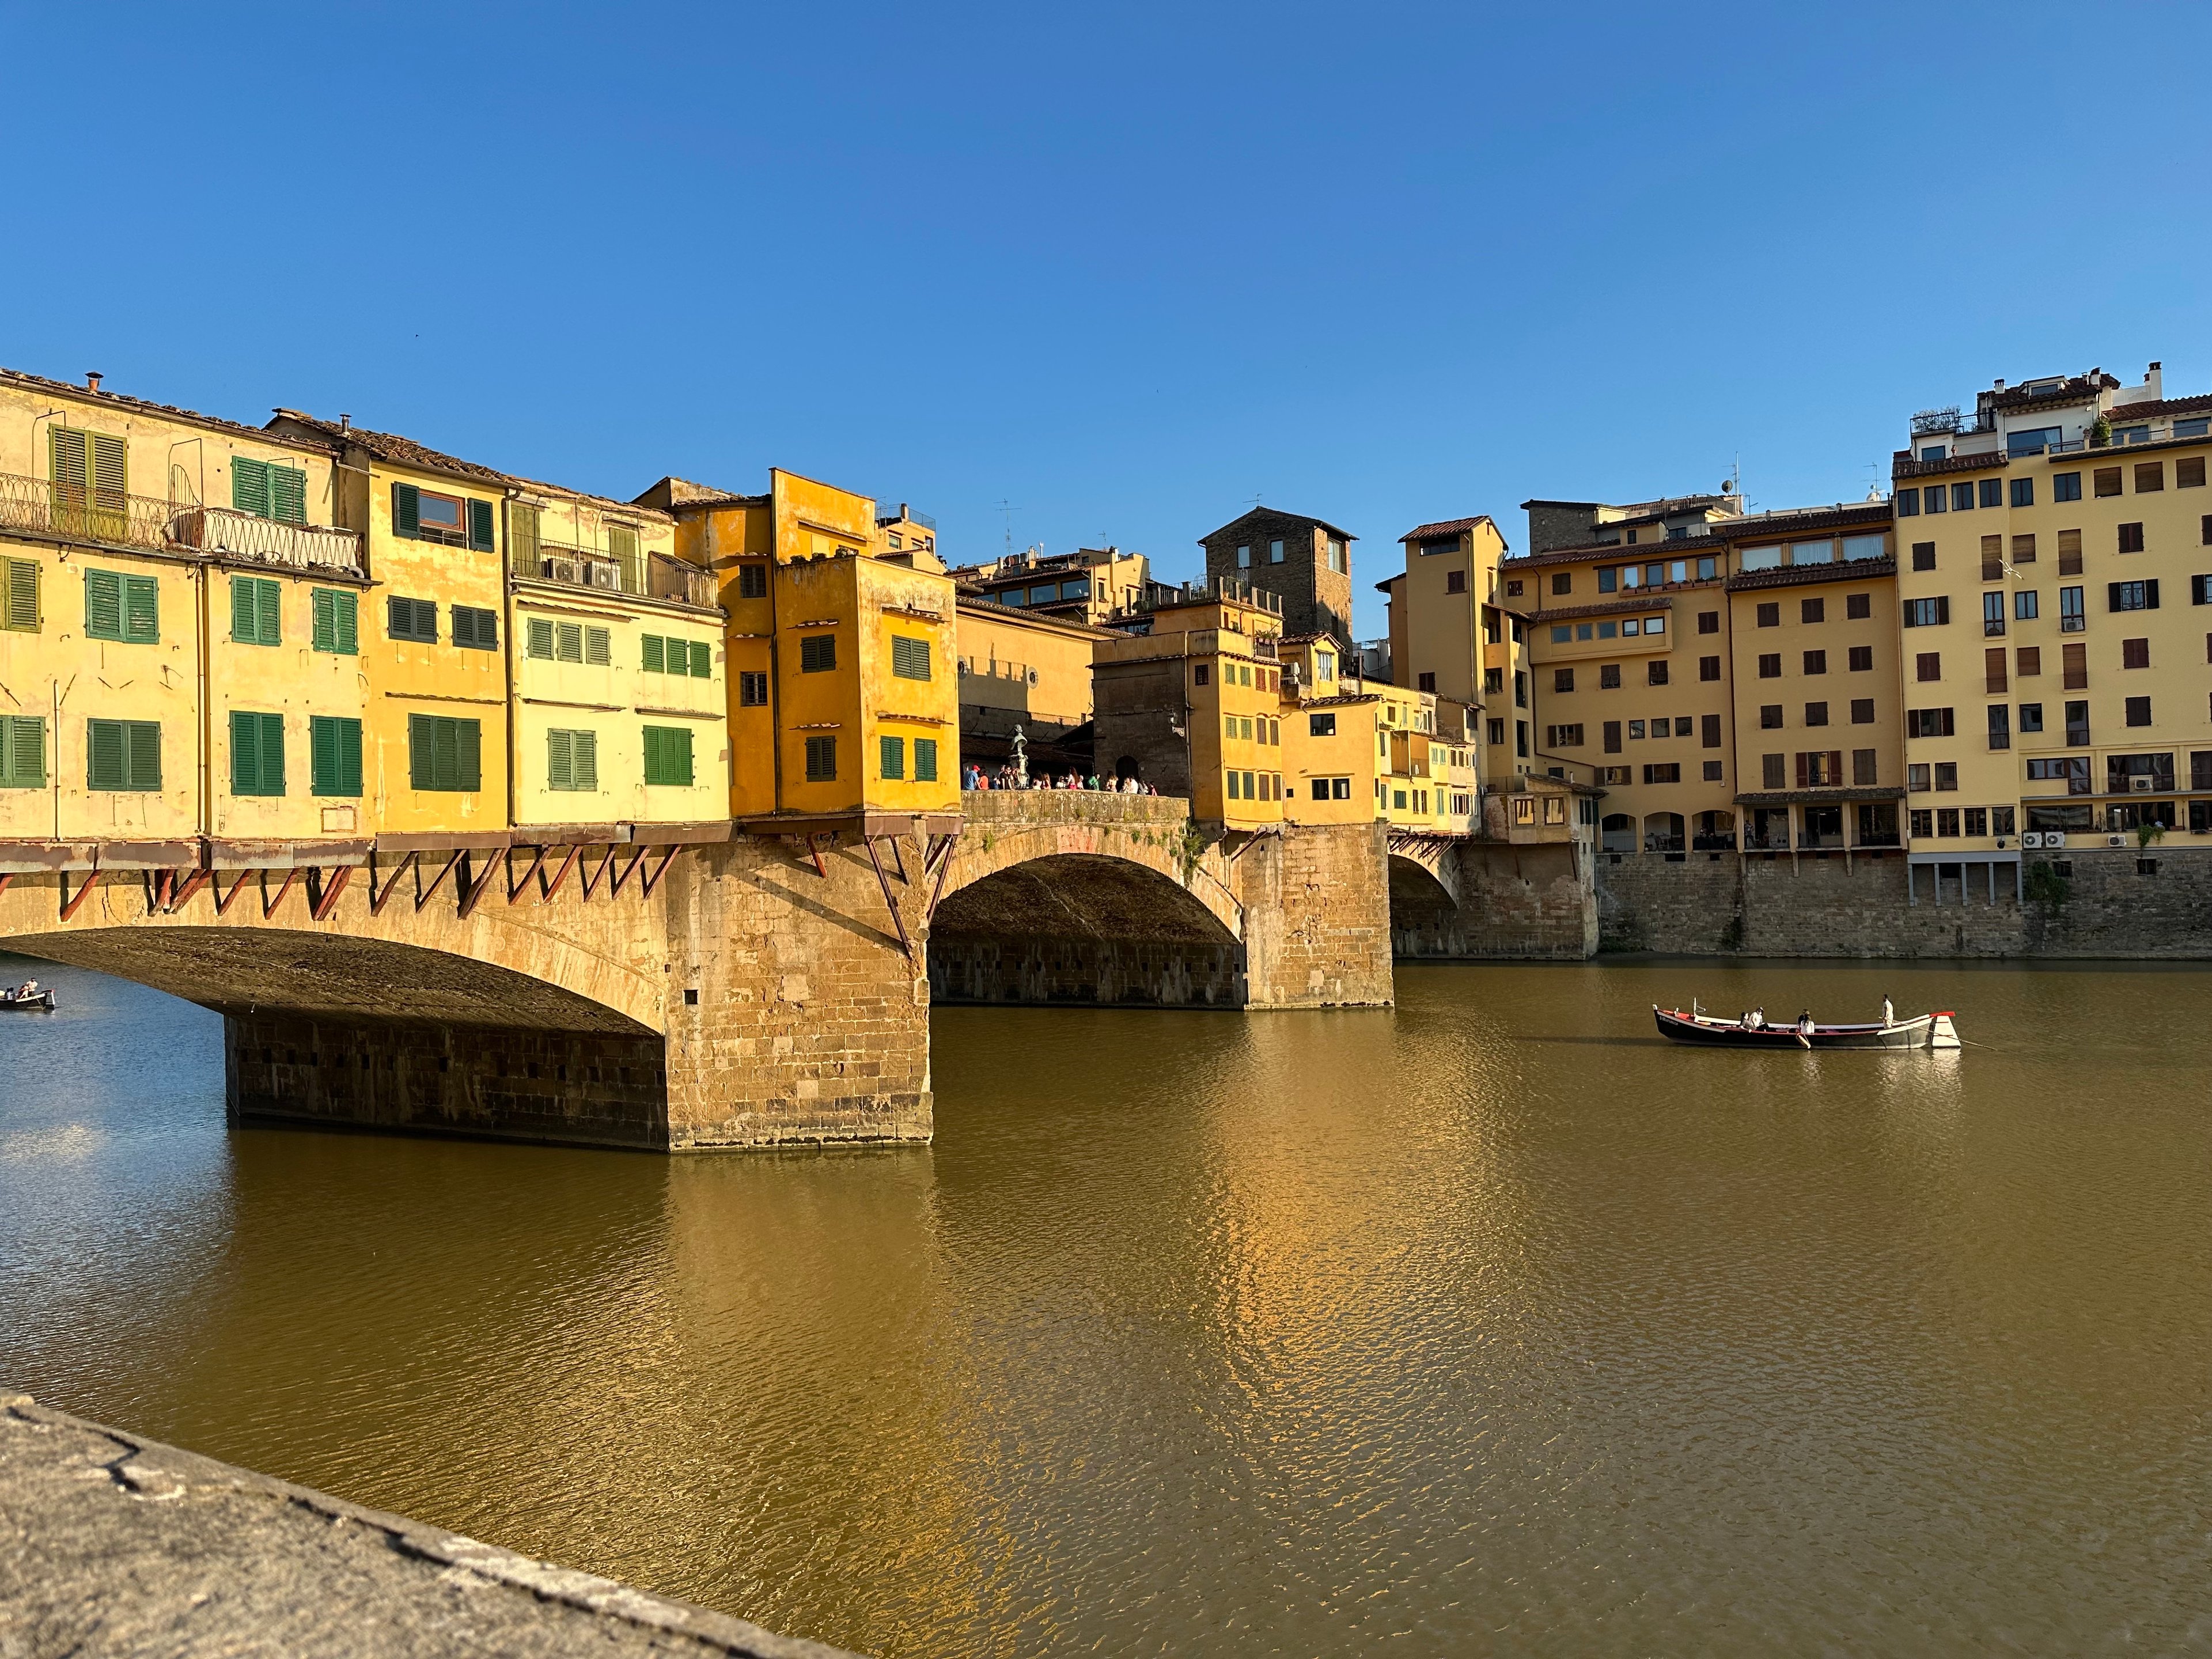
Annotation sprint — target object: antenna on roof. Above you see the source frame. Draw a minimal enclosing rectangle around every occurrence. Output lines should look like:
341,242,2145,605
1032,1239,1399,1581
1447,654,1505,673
997,498,1018,560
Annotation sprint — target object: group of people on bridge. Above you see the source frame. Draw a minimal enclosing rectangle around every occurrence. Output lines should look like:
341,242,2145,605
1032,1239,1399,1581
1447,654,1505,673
962,765,1158,795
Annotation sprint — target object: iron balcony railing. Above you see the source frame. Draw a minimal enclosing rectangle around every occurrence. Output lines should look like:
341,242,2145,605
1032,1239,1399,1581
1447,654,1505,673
0,471,364,574
534,543,718,608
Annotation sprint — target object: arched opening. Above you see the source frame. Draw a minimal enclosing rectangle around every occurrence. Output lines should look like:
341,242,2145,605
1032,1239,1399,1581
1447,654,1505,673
1692,809,1736,851
929,853,1242,1006
1642,812,1685,854
1387,853,1460,957
1600,812,1636,854
1114,754,1140,783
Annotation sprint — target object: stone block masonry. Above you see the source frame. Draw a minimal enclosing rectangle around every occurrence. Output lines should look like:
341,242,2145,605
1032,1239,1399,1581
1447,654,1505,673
1391,842,1596,961
1240,821,1396,1007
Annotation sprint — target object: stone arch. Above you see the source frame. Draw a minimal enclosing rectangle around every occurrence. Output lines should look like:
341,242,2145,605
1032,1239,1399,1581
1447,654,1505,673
1386,851,1461,956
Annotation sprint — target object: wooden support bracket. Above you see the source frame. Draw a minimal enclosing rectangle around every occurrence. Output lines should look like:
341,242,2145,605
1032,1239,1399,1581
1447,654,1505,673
213,870,254,916
309,865,352,922
261,867,303,919
540,844,583,903
59,867,103,922
863,836,916,963
171,867,214,911
506,845,549,904
415,850,464,912
457,851,499,920
607,846,646,897
369,850,419,917
922,828,962,926
638,846,680,899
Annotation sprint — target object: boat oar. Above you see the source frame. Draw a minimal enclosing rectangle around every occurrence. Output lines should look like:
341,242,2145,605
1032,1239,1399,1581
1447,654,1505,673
1796,1031,1812,1051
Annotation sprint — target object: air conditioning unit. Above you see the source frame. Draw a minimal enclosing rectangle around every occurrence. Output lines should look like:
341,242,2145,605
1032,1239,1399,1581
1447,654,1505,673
2044,832,2065,849
2021,832,2044,849
2107,834,2128,847
2131,775,2154,792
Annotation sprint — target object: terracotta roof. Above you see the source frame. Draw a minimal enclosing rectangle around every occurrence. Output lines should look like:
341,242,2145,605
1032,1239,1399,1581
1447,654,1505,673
1725,556,1896,593
1400,515,1495,544
1499,537,1722,569
1277,630,1347,649
1989,372,2118,411
954,596,1120,638
271,411,510,484
1199,506,1358,543
1300,692,1381,708
0,366,334,454
1528,594,1676,623
2108,393,2212,423
1710,502,1892,540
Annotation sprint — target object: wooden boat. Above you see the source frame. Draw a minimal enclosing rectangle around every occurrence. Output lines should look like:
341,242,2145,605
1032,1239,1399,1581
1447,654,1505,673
1654,1004,1959,1050
0,986,56,1012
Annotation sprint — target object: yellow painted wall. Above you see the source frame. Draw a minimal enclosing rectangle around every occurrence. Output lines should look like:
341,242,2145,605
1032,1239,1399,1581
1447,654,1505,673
953,603,1098,728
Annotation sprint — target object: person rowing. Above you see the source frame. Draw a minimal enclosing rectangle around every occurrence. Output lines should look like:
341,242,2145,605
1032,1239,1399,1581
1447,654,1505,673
1741,1007,1766,1031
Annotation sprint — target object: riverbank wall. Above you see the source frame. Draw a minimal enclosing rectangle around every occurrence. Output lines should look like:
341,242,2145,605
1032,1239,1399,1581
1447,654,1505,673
1593,847,2212,957
0,1392,851,1658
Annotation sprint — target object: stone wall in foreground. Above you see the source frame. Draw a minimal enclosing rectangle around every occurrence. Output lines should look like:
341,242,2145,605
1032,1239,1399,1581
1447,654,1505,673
1595,847,2212,957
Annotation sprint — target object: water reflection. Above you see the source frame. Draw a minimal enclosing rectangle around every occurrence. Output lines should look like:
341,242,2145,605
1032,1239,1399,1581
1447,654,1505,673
2,952,2209,1655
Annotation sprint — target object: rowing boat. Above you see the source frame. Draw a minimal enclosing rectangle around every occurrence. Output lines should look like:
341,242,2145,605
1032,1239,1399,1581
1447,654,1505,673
1653,1005,1959,1050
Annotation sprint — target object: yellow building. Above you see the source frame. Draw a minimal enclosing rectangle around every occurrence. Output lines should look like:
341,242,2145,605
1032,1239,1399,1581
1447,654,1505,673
876,505,945,574
1274,634,1379,826
1891,361,2212,892
1,369,368,849
1377,515,1524,793
950,544,1160,627
639,469,959,824
953,595,1112,777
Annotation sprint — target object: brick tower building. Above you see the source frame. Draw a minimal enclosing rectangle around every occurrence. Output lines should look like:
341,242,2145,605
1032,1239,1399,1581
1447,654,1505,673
1198,508,1355,642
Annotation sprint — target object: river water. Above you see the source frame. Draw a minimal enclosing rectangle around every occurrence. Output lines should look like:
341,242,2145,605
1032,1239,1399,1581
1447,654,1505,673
3,953,2209,1656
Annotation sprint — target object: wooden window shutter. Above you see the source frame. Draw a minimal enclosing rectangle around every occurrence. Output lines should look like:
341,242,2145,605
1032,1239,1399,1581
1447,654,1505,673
455,719,480,790
509,503,540,574
2058,529,2083,575
555,622,582,662
126,721,160,790
1829,750,1842,786
642,634,665,673
641,726,661,782
230,710,262,793
548,729,573,790
2147,578,2161,609
1603,721,1621,753
257,578,280,644
673,728,695,785
408,713,435,789
2062,642,2088,689
270,467,305,524
913,737,935,783
527,616,554,658
468,498,495,552
88,719,124,789
690,640,710,677
90,433,126,506
0,716,45,787
312,589,335,651
5,559,38,632
311,715,336,794
334,592,357,654
231,578,257,641
1980,536,2003,581
232,457,270,518
85,569,122,639
584,626,610,666
123,575,158,642
880,734,905,779
1985,647,2008,693
1794,752,1808,788
574,730,597,791
50,426,88,496
607,524,639,589
1762,752,1785,789
392,482,420,538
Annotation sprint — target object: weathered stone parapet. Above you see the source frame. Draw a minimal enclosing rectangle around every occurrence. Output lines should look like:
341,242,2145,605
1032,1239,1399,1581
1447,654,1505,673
0,1392,853,1658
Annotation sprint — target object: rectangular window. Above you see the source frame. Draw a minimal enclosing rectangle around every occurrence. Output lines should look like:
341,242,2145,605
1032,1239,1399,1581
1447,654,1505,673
85,569,158,643
1923,487,1945,515
1419,671,1438,692
914,738,938,783
1937,808,1961,836
2054,471,2082,502
2,557,37,633
309,715,362,797
230,575,281,646
407,714,482,792
1701,713,1721,748
1935,763,1958,792
1697,610,1718,634
1909,764,1930,793
2017,645,2041,677
2135,461,2165,493
2110,579,2158,611
1986,646,2009,693
1758,653,1781,678
1268,539,1284,564
547,728,600,791
1987,704,2011,751
1910,809,1933,837
228,710,286,796
2010,534,2036,565
738,670,769,706
1851,698,1874,723
804,736,836,781
1897,488,1919,516
1762,753,1786,789
1916,652,1941,682
2010,477,2035,507
800,634,836,672
1907,707,1955,738
1804,649,1827,674
878,734,907,781
1603,721,1622,753
1546,724,1584,747
1848,645,1873,672
388,595,438,643
891,635,932,680
737,563,768,599
452,605,498,650
640,725,695,786
1698,656,1720,681
1911,542,1936,571
1853,748,1878,786
1978,478,2002,508
1445,569,1467,594
2059,586,2085,631
2119,522,2146,554
2093,467,2123,498
1551,668,1574,693
2126,695,2153,728
2058,529,2084,575
1804,702,1830,727
1981,536,2005,582
1642,763,1680,784
87,718,160,791
0,715,47,788
2066,700,2090,745
1801,597,1825,624
1309,712,1338,737
2180,457,2207,489
1599,664,1621,689
1983,591,2006,637
2123,637,2150,670
1905,597,1950,627
49,426,128,541
231,456,308,524
1756,602,1779,627
1646,661,1668,687
310,589,359,654
1953,483,1976,512
2062,641,2088,690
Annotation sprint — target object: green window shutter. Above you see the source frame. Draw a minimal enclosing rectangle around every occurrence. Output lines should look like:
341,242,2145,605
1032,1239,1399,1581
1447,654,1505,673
527,616,554,658
122,575,158,642
256,579,280,645
574,730,597,790
450,605,473,649
892,636,931,679
230,710,259,791
3,558,37,631
261,713,284,794
585,626,610,666
408,713,435,790
312,589,335,652
671,728,692,785
393,482,419,538
126,721,160,790
467,498,495,552
270,466,306,524
338,717,362,794
642,634,665,674
334,591,358,654
85,569,122,639
880,735,904,779
800,634,835,672
643,725,694,786
509,502,541,575
232,578,257,642
914,738,938,783
690,640,711,677
455,719,480,791
50,427,88,494
88,719,124,789
641,725,660,781
805,736,835,781
548,729,574,790
0,716,46,788
90,433,127,505
555,622,582,662
232,457,271,518
312,715,363,796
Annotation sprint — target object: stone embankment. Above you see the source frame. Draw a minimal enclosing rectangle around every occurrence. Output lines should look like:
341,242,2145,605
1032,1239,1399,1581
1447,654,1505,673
0,1393,853,1658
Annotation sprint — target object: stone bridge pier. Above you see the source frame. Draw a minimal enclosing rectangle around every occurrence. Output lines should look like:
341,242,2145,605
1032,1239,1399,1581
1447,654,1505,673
1385,832,1598,961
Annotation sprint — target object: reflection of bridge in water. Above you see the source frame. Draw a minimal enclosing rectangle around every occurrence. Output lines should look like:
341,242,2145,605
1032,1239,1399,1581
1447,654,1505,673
0,793,1590,1150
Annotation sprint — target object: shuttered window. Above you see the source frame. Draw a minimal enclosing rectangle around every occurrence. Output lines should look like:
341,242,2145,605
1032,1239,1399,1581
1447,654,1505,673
468,499,495,552
608,523,641,592
914,737,938,782
0,716,45,788
737,563,768,599
407,714,481,791
880,735,906,779
642,635,712,676
230,576,282,646
392,485,492,551
85,569,158,642
804,735,836,781
643,633,665,673
50,428,127,540
388,595,438,643
3,558,38,632
643,725,694,786
800,634,836,672
509,502,541,576
547,728,599,791
311,589,359,654
87,718,160,791
229,710,286,796
452,605,498,650
392,482,419,537
526,617,555,658
891,635,931,680
232,457,306,523
310,715,362,797
585,625,610,665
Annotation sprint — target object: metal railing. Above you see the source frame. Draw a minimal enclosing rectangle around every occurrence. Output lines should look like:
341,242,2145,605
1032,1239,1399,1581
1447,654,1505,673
0,472,365,573
534,543,718,608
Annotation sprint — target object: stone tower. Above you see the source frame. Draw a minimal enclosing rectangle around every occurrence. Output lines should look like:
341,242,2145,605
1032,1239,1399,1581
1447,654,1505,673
1197,508,1355,642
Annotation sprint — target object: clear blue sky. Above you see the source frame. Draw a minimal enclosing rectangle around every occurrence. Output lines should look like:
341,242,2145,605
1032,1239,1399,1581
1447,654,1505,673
7,3,2208,637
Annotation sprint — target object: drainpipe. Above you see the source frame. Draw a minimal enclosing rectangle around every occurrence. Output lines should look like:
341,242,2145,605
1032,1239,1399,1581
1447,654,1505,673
501,491,519,831
195,559,212,841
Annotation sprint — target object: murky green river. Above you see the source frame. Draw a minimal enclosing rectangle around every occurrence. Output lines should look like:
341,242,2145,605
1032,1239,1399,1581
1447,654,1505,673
3,953,2209,1655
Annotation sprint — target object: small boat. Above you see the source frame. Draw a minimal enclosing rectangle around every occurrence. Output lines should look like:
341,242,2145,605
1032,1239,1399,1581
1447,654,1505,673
0,983,56,1012
1654,1003,1959,1050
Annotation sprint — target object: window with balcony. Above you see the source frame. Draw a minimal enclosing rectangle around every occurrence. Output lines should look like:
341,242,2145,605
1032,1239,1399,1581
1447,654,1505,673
232,457,307,524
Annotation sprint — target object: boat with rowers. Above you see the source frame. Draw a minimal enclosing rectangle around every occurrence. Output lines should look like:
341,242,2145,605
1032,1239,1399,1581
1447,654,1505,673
1654,999,1959,1050
0,979,55,1013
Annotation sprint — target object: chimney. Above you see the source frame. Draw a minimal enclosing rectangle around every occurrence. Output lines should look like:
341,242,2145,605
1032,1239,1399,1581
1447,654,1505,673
339,414,351,432
85,371,103,393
